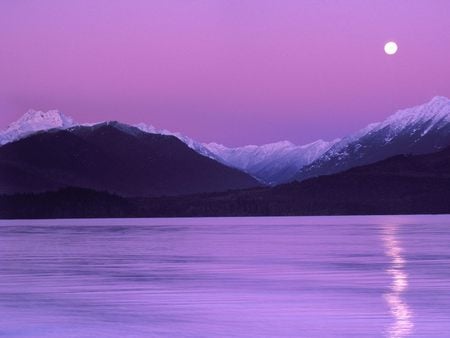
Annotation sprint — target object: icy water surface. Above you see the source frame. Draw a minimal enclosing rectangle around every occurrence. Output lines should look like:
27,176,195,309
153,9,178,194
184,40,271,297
0,216,450,337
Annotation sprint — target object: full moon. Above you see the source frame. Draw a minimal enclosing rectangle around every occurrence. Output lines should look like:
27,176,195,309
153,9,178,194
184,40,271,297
384,41,398,55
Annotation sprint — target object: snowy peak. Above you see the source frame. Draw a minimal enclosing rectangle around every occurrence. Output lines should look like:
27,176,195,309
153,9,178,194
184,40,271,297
206,140,297,157
0,110,75,145
379,96,450,133
207,139,324,155
3,96,449,185
295,96,450,181
11,109,74,130
204,138,339,184
324,96,450,153
0,110,217,160
258,140,296,150
428,95,449,106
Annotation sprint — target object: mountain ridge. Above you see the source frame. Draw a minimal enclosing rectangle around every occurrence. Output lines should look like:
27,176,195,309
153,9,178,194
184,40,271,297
204,138,339,184
0,123,260,196
294,96,450,181
2,96,449,185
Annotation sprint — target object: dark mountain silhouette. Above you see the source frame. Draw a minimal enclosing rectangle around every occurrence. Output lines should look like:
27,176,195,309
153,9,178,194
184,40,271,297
0,122,260,197
2,145,450,219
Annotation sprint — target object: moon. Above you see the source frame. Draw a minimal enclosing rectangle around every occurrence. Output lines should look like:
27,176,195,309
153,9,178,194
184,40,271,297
384,41,398,55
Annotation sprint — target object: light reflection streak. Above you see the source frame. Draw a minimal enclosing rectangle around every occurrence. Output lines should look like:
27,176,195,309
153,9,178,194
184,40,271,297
382,224,413,338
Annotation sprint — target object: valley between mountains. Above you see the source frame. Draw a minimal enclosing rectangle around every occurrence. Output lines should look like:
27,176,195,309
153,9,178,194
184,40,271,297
1,96,449,218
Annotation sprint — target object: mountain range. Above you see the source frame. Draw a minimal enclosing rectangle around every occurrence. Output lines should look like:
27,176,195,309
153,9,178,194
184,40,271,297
204,139,338,184
295,96,450,181
0,121,259,196
0,109,338,185
0,96,449,201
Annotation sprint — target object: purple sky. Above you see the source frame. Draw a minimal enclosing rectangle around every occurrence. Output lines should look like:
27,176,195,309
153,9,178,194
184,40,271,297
1,0,449,146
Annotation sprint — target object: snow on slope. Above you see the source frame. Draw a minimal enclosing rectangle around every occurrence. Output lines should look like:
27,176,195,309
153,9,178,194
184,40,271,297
322,96,450,157
0,109,337,184
3,96,449,185
0,110,75,145
295,96,450,181
0,111,215,159
204,139,339,184
204,97,450,184
372,95,450,138
134,123,217,159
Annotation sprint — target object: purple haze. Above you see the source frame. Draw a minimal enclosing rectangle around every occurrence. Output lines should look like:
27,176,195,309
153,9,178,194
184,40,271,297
0,0,449,146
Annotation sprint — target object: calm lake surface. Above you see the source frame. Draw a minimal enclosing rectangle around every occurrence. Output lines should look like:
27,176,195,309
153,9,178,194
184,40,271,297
0,216,449,337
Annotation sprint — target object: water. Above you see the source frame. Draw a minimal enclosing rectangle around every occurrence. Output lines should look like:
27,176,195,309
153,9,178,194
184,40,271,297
0,216,449,337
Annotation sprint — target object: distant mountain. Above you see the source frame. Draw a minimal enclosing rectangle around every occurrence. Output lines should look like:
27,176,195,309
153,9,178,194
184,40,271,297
0,109,339,185
204,139,338,184
134,122,218,160
2,96,450,189
294,96,450,181
0,110,218,159
0,110,75,145
0,122,260,196
3,145,450,218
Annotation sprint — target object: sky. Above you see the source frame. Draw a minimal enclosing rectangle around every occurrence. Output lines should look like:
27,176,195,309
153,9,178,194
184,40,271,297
0,0,449,146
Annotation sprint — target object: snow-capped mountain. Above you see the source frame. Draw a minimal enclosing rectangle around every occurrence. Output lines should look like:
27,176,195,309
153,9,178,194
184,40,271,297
0,110,218,159
295,96,450,181
0,109,75,145
134,123,217,159
204,139,339,184
0,122,260,196
0,109,338,184
3,96,450,186
136,124,339,184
